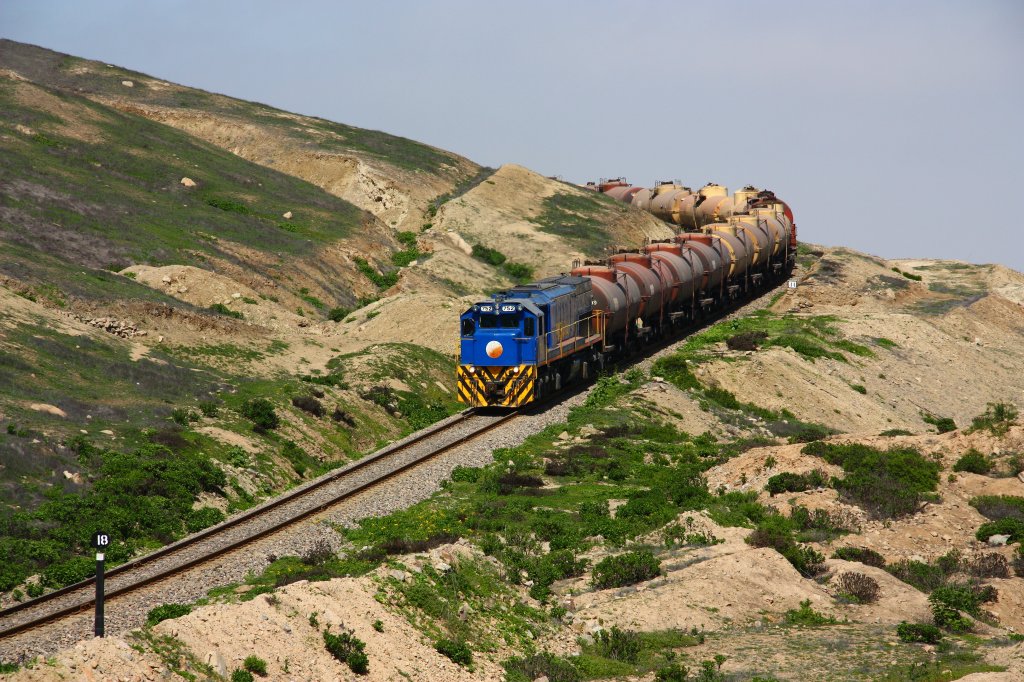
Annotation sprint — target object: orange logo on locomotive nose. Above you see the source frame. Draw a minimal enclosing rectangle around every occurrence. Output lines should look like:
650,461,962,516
486,341,503,358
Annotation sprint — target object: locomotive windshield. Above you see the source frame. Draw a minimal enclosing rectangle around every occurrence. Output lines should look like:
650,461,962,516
479,315,520,329
461,319,475,336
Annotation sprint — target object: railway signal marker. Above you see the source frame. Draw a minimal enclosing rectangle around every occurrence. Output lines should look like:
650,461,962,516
91,531,111,637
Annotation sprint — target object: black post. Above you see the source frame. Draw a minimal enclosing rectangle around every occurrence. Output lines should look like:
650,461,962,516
94,551,105,637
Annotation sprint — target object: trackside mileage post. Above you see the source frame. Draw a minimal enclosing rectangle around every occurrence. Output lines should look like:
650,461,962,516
91,531,111,637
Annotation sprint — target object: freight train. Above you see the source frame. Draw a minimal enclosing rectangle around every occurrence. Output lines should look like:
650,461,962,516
456,180,797,407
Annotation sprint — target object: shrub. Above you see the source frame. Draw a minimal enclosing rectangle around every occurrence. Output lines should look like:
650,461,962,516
896,622,942,644
435,638,473,667
784,599,837,626
967,553,1009,578
243,655,267,676
504,652,581,682
302,538,335,566
354,257,398,289
470,243,506,266
922,413,957,433
834,546,886,568
198,400,220,417
726,331,768,351
592,626,642,663
851,384,867,395
953,449,993,475
241,398,279,432
185,506,225,533
292,394,325,418
323,628,368,675
231,670,254,682
328,307,351,322
976,518,1024,543
209,303,244,319
147,603,192,626
372,619,384,632
503,262,534,282
171,408,198,426
834,572,880,604
765,470,827,496
746,514,826,577
930,582,995,617
787,423,831,444
651,354,700,390
803,442,939,518
1014,546,1024,576
970,495,1024,521
930,601,972,633
591,550,661,589
886,552,959,592
968,402,1018,436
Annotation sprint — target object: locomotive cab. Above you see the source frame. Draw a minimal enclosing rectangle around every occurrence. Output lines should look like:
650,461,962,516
457,298,542,407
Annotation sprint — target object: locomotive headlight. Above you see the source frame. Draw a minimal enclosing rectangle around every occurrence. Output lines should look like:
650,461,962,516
468,366,475,373
513,366,520,373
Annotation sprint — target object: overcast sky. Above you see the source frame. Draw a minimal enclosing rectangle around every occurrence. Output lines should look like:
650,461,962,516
3,1,1022,269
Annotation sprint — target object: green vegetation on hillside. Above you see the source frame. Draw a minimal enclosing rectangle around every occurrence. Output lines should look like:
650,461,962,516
530,191,622,256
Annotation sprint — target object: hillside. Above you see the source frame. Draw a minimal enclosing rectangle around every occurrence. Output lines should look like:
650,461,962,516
5,244,1024,680
0,38,692,614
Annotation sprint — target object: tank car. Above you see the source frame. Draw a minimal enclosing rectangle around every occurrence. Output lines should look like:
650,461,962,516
458,179,797,408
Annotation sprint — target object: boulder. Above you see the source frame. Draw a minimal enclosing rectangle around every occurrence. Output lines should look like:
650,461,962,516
180,177,196,188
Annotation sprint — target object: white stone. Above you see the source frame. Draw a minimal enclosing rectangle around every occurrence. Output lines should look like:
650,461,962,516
988,534,1011,547
283,211,293,219
121,80,134,87
180,177,196,187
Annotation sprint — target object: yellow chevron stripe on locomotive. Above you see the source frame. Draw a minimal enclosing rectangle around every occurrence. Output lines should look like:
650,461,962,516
457,365,536,407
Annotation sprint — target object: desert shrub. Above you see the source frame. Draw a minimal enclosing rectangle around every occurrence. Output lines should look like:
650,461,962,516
592,626,642,663
504,652,581,682
147,603,191,626
651,354,700,390
803,442,938,518
765,470,827,496
526,549,589,600
243,655,267,676
970,495,1024,521
968,402,1018,436
726,331,768,351
503,262,534,282
435,638,473,667
41,556,95,587
930,601,972,633
897,622,942,644
198,400,220,417
497,472,545,494
471,243,506,266
591,550,661,589
240,398,279,432
354,257,398,289
834,572,880,604
323,628,368,674
231,670,254,682
185,506,225,533
976,518,1024,543
930,582,995,617
746,514,826,577
1014,546,1024,576
922,413,957,433
834,546,886,568
880,429,913,437
784,599,837,626
967,553,1009,578
302,538,335,566
209,302,244,319
851,384,867,394
332,406,356,427
953,449,993,475
787,423,831,444
292,394,325,418
171,408,198,426
886,551,960,593
327,307,351,322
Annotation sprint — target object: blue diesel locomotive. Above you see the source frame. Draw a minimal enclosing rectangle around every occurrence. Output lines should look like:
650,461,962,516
457,275,605,407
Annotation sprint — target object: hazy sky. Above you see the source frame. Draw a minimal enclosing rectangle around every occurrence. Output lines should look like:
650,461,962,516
3,1,1022,269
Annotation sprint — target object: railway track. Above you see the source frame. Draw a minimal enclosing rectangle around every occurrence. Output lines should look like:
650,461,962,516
0,407,517,656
